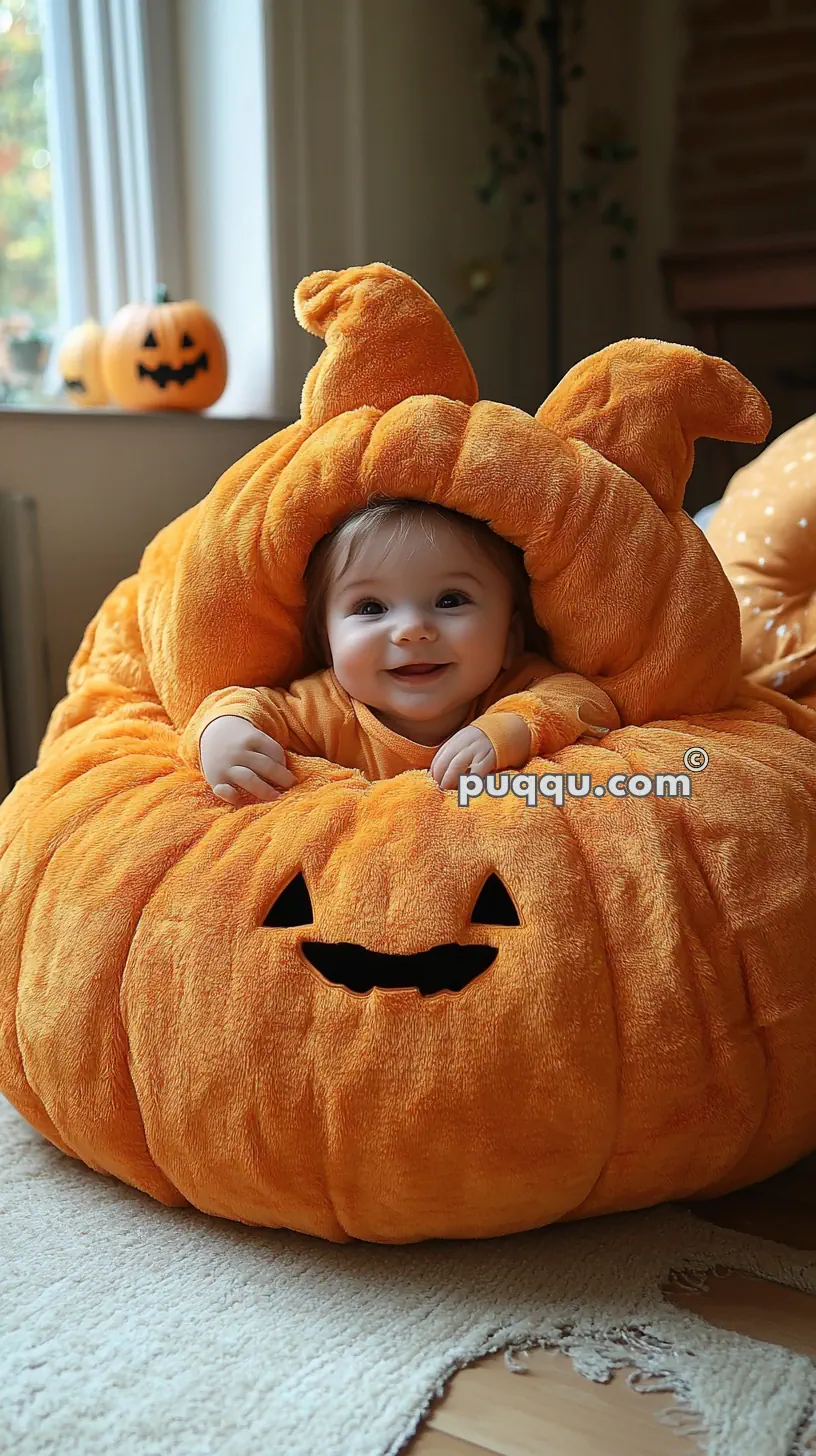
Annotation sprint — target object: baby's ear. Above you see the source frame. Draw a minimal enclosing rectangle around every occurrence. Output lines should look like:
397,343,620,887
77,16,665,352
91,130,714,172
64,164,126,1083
503,612,524,669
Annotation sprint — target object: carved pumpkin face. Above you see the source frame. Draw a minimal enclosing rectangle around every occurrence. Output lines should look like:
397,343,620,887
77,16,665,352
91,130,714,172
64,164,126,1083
101,287,228,412
57,318,109,407
263,870,519,995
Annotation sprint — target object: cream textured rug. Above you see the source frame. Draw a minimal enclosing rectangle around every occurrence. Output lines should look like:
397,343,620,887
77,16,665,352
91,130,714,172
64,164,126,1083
2,1093,815,1456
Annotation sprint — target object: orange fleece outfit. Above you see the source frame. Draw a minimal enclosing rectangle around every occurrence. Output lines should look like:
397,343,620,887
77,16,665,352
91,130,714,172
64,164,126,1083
179,651,621,782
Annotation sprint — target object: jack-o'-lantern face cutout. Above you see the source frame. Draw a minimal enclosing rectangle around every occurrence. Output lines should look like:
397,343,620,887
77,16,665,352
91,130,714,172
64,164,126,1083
263,871,519,996
137,322,209,390
57,317,109,408
101,285,228,412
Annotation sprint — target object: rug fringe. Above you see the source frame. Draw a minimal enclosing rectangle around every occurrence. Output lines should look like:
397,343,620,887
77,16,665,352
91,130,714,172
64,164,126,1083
388,1231,816,1456
504,1347,530,1373
789,1398,816,1456
664,1265,714,1294
501,1324,710,1451
390,1305,815,1456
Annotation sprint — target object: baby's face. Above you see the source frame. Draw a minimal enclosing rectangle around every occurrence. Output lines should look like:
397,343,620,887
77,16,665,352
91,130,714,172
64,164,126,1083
323,516,522,740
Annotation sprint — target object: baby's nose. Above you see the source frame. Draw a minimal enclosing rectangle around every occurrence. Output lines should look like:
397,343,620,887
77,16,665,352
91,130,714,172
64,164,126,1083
392,611,436,641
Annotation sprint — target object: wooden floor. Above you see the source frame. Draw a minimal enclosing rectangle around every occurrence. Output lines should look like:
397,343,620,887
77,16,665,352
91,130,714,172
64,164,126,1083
404,1156,816,1455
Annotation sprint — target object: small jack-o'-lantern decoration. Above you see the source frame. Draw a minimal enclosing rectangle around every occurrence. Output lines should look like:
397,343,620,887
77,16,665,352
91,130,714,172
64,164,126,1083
57,318,109,407
101,285,228,412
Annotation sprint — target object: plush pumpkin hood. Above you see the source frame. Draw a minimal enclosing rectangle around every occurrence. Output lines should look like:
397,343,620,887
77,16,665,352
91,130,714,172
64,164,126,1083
133,263,770,732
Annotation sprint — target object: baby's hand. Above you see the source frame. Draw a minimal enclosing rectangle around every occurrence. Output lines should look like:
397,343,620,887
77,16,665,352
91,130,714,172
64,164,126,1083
430,726,497,791
199,715,295,805
431,714,534,790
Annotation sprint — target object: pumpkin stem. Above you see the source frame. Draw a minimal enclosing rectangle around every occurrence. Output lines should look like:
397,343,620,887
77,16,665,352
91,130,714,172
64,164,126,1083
155,284,171,304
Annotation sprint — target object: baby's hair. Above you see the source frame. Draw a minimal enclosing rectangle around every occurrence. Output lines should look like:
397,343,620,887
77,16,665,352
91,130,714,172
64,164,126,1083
301,495,550,671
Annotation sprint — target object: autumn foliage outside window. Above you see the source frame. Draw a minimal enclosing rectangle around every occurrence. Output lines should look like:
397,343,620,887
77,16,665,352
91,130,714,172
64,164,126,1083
0,0,56,400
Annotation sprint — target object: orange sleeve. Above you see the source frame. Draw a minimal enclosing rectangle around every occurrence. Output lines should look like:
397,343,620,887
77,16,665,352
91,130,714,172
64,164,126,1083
470,672,621,770
178,672,353,769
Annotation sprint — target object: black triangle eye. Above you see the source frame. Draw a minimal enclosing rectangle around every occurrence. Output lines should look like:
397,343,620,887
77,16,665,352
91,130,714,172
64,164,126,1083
143,329,158,347
181,331,194,348
263,873,313,928
470,873,519,926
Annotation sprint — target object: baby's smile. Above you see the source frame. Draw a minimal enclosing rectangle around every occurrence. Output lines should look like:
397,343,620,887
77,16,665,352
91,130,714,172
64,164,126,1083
386,661,451,681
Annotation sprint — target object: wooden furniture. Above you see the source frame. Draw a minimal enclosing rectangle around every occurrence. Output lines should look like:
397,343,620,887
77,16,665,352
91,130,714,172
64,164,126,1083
662,231,816,355
661,233,816,501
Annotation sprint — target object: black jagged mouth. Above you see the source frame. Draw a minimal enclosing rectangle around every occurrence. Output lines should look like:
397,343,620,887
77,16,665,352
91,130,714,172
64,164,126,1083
137,351,209,389
64,377,87,393
301,940,497,996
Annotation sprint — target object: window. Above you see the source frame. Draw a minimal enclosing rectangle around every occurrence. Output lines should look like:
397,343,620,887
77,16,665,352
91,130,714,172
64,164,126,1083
0,0,187,404
0,0,57,401
0,0,296,417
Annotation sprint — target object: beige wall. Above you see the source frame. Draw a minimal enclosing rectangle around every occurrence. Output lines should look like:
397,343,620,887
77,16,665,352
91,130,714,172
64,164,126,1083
354,0,687,414
0,409,285,710
356,0,520,406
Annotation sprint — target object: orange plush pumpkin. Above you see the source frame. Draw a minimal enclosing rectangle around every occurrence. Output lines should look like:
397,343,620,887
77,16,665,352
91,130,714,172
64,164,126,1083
101,286,227,411
2,263,816,1246
57,317,109,407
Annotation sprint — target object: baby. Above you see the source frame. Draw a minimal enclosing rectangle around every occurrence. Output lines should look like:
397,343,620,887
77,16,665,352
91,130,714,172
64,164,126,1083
184,497,620,803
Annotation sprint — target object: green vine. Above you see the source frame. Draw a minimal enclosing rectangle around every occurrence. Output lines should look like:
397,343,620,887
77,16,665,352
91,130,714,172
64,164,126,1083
460,0,637,317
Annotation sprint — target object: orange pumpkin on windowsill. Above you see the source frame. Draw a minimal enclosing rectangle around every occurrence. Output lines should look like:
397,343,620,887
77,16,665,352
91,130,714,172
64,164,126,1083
57,318,110,408
101,286,228,412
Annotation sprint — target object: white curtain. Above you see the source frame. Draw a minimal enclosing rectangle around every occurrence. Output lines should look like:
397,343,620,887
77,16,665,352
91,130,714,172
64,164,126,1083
40,0,186,335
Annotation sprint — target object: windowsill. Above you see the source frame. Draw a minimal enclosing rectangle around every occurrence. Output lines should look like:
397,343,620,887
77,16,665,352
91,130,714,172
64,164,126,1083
0,401,292,425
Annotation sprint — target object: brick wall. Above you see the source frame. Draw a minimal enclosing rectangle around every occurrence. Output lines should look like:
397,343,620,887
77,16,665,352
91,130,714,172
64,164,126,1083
674,0,816,245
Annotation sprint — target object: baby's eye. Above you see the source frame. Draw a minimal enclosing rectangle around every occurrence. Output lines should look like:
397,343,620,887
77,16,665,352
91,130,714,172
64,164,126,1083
353,599,385,616
437,591,470,608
